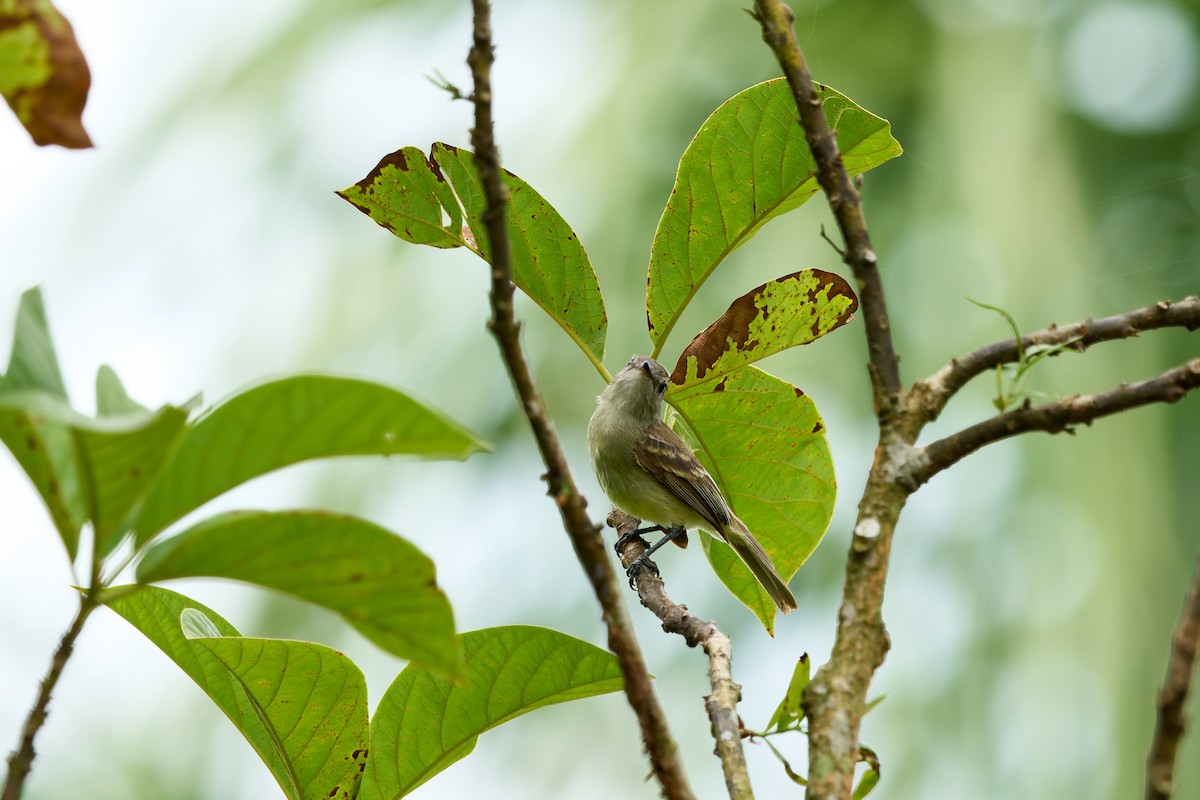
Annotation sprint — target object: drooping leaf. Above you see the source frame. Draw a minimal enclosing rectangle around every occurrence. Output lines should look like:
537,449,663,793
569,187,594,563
766,653,810,733
0,0,91,148
671,367,835,632
669,269,858,392
338,142,607,374
646,79,900,350
132,375,489,545
853,745,881,800
103,585,370,800
0,387,188,559
359,626,624,799
0,394,86,556
138,510,461,677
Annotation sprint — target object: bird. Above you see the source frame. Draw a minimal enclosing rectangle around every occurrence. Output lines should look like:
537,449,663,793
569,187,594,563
587,355,797,612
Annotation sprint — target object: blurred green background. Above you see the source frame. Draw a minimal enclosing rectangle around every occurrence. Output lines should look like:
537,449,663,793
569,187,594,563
2,1,1198,798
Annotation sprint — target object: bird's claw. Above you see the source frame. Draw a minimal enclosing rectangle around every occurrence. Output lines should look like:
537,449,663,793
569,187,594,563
625,557,660,590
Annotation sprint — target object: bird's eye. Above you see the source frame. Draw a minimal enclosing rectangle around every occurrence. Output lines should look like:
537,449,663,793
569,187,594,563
657,382,667,395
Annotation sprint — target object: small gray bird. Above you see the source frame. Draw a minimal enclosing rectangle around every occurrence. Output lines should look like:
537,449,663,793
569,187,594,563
588,355,797,612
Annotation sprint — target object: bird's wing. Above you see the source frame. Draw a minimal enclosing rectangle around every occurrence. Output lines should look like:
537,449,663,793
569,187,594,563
633,420,731,532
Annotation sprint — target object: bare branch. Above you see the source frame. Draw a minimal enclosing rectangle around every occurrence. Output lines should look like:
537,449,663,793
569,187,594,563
911,359,1200,487
2,596,97,800
465,5,693,798
915,296,1200,422
751,0,901,410
1145,548,1200,800
609,510,754,800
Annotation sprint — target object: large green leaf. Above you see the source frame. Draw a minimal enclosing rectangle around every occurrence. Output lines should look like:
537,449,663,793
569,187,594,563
338,142,608,376
359,626,624,799
646,79,901,352
0,0,91,148
103,585,370,800
137,510,462,677
668,269,858,392
132,375,489,545
670,367,835,633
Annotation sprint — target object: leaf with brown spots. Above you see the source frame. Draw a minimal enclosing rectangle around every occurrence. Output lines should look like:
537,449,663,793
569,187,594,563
669,366,835,633
339,142,607,375
137,509,463,678
0,0,92,148
646,80,899,352
669,269,858,392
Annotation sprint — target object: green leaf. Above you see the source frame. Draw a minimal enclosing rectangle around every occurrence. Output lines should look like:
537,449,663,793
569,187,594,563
853,745,881,800
338,143,608,376
95,365,148,416
359,626,624,799
0,0,92,148
0,392,87,557
0,386,188,559
668,269,858,392
766,653,810,733
132,375,489,545
646,80,901,351
137,510,461,677
2,287,67,396
103,585,369,800
671,367,835,632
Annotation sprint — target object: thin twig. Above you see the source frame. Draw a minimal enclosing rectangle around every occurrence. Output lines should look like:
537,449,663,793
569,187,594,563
750,3,905,797
2,596,97,800
1145,547,1200,800
912,359,1200,487
915,296,1200,422
751,0,900,411
465,4,693,798
609,510,753,800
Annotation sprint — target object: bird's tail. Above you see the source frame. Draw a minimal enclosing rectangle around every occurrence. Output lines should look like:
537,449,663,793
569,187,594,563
723,517,797,613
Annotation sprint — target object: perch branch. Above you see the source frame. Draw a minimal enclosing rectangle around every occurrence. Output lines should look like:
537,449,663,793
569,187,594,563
912,359,1200,487
1145,547,1200,800
915,296,1200,422
466,4,692,798
751,0,901,410
609,510,753,800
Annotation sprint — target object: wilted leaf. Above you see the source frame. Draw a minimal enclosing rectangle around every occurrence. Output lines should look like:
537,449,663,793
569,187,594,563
671,367,835,632
669,269,857,391
104,585,370,800
132,375,489,545
338,142,607,373
0,0,91,148
647,79,900,350
359,626,623,799
138,510,461,677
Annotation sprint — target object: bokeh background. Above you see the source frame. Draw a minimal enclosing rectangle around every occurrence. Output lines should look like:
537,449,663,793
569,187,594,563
2,1,1198,798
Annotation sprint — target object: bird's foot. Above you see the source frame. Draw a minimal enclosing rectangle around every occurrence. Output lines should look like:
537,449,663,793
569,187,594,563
625,554,660,590
613,525,665,555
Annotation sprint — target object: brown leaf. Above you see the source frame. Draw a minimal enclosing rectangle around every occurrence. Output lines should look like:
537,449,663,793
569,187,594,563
1,0,93,149
670,269,858,386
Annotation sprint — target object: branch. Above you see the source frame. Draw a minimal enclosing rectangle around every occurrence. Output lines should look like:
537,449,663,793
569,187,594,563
465,5,693,798
751,0,901,409
1145,547,1200,800
2,596,97,800
915,296,1200,422
912,359,1200,487
609,510,753,800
